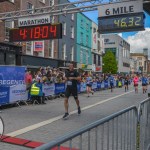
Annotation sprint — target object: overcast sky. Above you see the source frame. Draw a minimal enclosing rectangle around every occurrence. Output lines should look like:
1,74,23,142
127,28,150,53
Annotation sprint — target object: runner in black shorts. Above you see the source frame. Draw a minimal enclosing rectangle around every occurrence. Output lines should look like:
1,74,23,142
124,77,129,92
63,63,81,119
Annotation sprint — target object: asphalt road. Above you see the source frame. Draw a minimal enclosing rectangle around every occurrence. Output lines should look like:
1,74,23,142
0,85,149,150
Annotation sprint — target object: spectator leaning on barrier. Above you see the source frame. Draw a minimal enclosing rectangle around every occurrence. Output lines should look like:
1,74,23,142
63,63,81,120
30,77,46,104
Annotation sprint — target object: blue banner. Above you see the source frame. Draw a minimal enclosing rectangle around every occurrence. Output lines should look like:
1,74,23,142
55,83,66,94
80,82,86,92
92,82,97,90
77,84,80,93
0,66,26,86
0,86,9,105
101,81,105,88
104,81,109,88
97,82,101,89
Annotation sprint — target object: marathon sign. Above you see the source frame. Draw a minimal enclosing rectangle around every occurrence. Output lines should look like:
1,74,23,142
98,1,143,17
18,15,50,27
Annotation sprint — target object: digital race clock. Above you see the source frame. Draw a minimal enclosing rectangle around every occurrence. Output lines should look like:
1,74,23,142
9,23,62,42
98,12,145,34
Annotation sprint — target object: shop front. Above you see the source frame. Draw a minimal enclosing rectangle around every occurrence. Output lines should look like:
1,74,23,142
21,55,77,70
77,64,92,71
21,55,58,68
0,42,22,66
58,60,77,68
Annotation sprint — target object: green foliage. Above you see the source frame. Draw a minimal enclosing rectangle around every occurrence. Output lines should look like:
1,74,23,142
102,51,118,74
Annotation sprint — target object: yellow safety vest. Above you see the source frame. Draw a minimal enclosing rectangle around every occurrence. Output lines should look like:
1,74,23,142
30,83,40,96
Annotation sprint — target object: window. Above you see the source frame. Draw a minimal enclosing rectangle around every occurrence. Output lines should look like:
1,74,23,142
70,46,74,61
62,43,66,60
71,26,74,38
6,54,15,65
86,35,88,46
137,57,142,60
92,54,94,64
27,2,34,14
86,23,88,30
71,14,74,20
62,22,66,35
27,2,33,9
38,51,44,57
26,42,32,55
86,51,89,64
97,40,100,51
80,32,83,44
5,21,14,41
123,63,130,68
49,0,54,6
96,55,99,65
0,52,4,65
123,48,125,58
80,50,83,63
50,16,55,23
93,28,96,33
94,54,96,64
81,19,83,28
48,40,54,58
98,56,101,66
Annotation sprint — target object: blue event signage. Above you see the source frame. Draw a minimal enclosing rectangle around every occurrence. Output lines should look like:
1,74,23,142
0,86,9,105
55,83,66,94
0,66,26,86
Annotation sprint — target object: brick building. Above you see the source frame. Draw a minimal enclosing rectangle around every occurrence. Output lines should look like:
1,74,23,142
0,0,77,67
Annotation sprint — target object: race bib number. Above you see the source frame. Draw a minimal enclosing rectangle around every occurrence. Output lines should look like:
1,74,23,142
67,81,72,86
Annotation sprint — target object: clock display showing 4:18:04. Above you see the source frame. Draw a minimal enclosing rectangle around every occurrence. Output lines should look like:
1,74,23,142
9,23,62,42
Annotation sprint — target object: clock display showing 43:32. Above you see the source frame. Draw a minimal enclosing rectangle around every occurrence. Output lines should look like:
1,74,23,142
9,23,62,42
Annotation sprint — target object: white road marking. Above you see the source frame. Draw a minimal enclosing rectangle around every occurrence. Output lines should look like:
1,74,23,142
6,89,135,137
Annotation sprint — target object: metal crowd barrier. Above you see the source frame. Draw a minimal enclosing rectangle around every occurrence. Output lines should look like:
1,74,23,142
34,106,138,150
138,98,150,150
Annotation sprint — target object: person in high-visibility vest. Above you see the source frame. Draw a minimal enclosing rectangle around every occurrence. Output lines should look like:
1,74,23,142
30,77,46,104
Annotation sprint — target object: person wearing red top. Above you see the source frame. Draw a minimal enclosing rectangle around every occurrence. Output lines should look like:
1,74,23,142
133,75,139,93
25,71,33,90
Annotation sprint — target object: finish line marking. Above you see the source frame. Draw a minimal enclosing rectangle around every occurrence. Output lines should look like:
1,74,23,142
6,89,135,137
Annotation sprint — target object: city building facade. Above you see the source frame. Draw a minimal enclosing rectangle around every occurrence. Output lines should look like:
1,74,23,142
0,0,104,70
58,0,77,67
76,13,92,70
130,53,148,74
130,58,140,74
102,34,130,73
91,22,104,72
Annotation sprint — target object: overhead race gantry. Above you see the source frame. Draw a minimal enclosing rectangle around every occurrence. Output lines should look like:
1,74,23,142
0,0,149,21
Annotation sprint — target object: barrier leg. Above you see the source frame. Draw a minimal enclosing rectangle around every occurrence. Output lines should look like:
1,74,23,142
32,100,39,105
22,101,28,106
16,101,21,107
136,119,141,150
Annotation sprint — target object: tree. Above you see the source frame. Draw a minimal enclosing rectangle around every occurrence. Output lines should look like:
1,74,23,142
102,51,118,74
